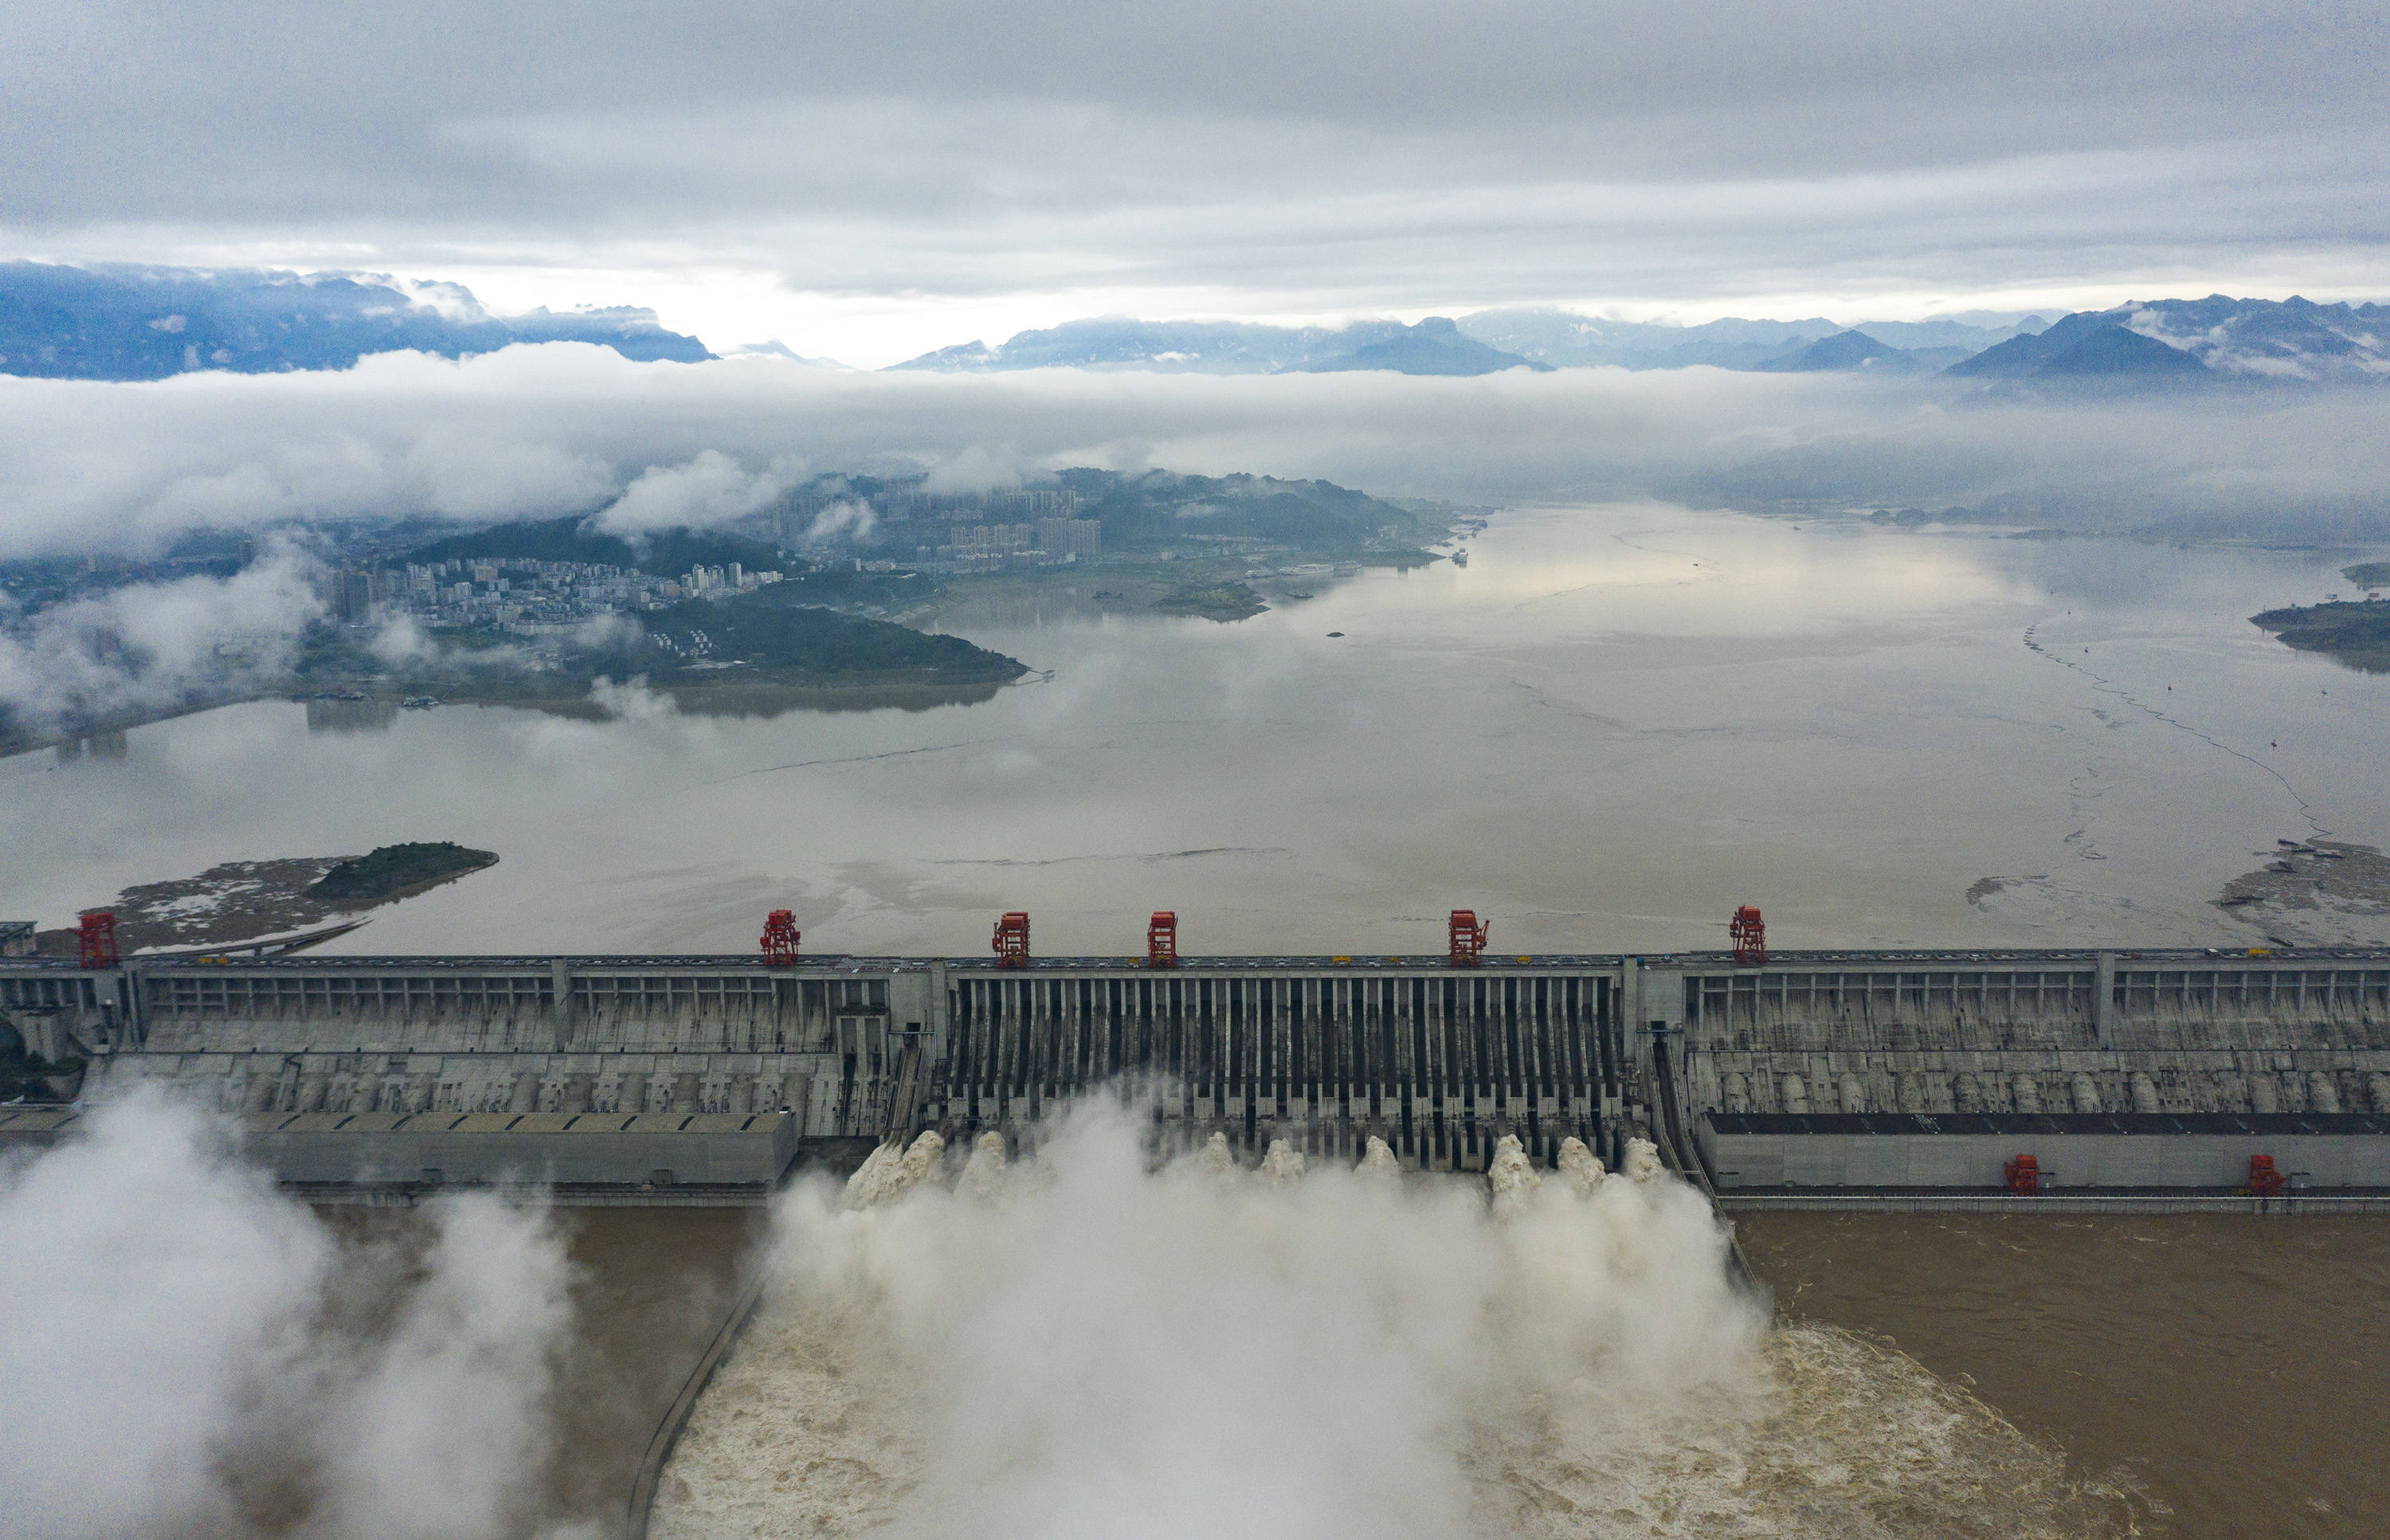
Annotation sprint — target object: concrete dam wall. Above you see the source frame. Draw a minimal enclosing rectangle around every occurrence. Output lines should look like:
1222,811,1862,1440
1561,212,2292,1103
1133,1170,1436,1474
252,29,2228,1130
6,946,2388,1200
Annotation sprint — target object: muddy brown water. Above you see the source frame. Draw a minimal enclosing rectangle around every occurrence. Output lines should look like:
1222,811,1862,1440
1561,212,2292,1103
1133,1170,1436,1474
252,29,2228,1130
524,1208,2388,1539
540,1209,766,1534
299,1206,761,1539
1735,1213,2390,1540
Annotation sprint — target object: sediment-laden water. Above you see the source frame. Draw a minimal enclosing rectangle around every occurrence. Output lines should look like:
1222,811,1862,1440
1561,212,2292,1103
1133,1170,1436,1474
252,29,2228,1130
5,504,2385,955
651,1114,2134,1540
9,1094,2380,1538
1736,1212,2390,1540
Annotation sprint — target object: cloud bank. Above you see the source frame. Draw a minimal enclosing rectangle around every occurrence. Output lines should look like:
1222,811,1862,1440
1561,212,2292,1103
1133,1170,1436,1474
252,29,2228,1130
2,347,2386,564
593,449,806,535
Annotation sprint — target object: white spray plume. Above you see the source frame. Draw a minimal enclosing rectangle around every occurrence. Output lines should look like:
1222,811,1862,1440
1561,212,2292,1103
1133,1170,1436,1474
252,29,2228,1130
1557,1134,1605,1193
0,1087,581,1539
954,1129,1011,1205
1487,1130,1542,1214
663,1098,2127,1537
311,1193,578,1540
660,1098,1761,1539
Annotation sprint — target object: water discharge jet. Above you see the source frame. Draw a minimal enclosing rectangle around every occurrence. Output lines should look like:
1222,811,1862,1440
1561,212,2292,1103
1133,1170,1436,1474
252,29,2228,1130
652,1093,2131,1539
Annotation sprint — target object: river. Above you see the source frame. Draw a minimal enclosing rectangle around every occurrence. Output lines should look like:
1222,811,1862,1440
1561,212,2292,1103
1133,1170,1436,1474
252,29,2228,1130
542,1193,2390,1540
10,503,2386,1534
4,503,2384,954
1735,1211,2390,1539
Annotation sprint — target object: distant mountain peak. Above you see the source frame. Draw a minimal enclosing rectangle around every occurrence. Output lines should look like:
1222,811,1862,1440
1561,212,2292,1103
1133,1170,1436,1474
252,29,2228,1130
1295,315,1548,375
1944,311,2208,382
1753,329,1910,373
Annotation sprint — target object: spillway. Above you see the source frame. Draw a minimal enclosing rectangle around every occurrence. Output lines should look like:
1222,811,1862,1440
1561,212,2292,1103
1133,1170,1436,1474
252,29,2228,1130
7,944,2388,1199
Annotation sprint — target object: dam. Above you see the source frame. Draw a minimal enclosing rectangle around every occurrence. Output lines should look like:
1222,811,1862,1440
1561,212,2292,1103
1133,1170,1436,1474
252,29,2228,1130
6,915,2390,1201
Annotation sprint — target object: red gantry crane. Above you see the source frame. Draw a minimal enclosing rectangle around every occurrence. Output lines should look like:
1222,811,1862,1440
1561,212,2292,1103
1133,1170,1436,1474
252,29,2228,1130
78,911,118,970
1448,910,1488,967
759,910,801,966
1730,905,1766,966
992,911,1031,967
1147,911,1178,968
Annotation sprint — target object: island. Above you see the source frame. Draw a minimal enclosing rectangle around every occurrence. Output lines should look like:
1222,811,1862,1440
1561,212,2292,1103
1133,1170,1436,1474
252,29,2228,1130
2250,596,2390,673
29,843,503,956
294,581,1032,719
308,843,500,906
1153,579,1268,621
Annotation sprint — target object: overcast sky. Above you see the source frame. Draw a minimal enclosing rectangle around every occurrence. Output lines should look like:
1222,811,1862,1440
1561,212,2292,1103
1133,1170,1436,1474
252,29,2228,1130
4,2,2385,363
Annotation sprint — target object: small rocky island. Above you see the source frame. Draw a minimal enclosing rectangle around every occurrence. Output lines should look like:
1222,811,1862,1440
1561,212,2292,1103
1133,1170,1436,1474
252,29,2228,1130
34,842,499,954
2247,564,2390,672
1153,578,1269,621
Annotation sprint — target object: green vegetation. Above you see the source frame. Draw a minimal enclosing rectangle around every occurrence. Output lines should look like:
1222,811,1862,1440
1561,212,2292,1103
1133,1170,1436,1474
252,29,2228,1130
2343,562,2390,590
308,843,500,905
292,583,1028,705
609,585,1028,683
1057,468,1444,560
2251,600,2390,674
403,515,782,578
1153,579,1267,621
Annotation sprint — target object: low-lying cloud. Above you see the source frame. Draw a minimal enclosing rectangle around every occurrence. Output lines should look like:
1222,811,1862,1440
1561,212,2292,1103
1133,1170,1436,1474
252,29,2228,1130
592,448,807,535
3,347,2387,566
0,547,325,733
0,1087,581,1539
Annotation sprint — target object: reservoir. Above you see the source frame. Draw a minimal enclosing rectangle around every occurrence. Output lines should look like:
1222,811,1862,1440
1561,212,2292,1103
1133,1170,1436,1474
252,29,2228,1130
3,503,2384,958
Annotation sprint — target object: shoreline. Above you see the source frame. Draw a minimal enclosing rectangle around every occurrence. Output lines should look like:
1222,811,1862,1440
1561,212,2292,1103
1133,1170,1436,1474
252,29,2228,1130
1,671,1032,759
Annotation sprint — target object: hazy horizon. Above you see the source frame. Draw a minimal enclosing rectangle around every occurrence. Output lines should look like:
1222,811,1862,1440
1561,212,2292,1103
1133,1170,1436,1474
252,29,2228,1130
5,2,2383,365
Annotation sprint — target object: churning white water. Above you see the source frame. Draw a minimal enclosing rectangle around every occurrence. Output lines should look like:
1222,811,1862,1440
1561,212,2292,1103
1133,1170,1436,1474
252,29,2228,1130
656,1102,2127,1539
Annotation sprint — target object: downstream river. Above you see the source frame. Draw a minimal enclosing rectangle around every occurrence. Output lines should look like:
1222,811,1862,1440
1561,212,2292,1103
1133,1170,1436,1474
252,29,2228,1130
5,503,2384,954
531,1201,2390,1540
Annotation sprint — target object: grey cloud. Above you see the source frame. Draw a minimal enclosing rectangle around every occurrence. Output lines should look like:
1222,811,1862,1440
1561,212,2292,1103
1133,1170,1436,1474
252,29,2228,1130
2,350,2386,563
0,2,2381,331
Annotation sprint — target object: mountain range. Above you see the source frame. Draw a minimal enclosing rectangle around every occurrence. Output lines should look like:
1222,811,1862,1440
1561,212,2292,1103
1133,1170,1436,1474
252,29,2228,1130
1,261,2381,386
894,310,2043,375
885,315,1548,374
900,297,2390,384
0,262,711,378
